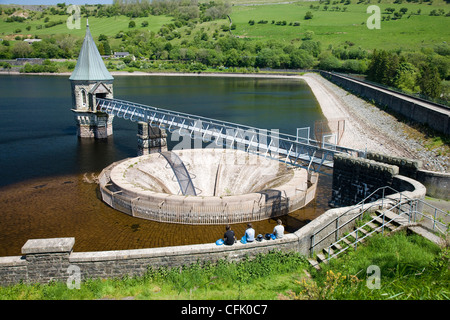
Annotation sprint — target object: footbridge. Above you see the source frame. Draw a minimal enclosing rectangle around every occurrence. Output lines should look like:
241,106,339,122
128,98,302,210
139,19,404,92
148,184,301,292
96,97,365,174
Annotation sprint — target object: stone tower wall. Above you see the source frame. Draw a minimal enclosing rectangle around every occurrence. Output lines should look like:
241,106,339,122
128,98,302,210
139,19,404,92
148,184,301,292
71,80,114,138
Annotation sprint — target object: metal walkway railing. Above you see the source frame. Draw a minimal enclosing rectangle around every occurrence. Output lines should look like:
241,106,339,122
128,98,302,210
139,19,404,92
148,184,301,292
160,151,197,196
97,98,364,174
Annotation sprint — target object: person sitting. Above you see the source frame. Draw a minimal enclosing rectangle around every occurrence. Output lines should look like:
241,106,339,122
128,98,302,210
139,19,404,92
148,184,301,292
273,219,284,239
245,223,255,242
223,224,236,245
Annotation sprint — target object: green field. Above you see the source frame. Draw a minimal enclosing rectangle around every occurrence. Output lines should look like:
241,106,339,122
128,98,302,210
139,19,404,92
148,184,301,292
0,14,172,40
1,1,449,101
1,1,448,52
230,2,450,51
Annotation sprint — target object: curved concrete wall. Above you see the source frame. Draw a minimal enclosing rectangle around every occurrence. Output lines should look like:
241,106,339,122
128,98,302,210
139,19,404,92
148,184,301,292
99,149,318,225
366,152,449,200
416,169,450,200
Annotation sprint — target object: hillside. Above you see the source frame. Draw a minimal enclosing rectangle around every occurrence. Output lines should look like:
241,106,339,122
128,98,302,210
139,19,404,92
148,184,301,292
0,1,449,102
1,1,448,51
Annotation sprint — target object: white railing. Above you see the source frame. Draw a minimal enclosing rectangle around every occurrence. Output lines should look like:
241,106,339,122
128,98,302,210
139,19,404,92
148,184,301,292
97,97,364,175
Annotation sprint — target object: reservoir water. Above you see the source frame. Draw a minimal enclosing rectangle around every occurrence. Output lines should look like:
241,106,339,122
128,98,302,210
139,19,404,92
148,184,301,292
0,74,331,256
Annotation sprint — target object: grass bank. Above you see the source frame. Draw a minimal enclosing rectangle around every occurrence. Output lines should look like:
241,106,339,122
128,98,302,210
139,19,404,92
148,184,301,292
231,1,450,51
0,231,447,300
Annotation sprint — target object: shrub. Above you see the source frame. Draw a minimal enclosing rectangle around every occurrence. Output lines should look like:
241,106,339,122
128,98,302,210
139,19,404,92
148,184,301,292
44,20,63,28
20,63,58,73
318,53,341,70
303,30,314,40
304,11,313,19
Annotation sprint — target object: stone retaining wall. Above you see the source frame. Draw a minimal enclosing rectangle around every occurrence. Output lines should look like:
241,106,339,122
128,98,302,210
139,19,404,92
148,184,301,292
366,152,449,200
0,174,425,287
331,154,399,207
366,152,422,179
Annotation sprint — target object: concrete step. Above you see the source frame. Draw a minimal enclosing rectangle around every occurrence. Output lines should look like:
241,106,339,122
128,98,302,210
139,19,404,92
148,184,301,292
322,247,336,259
341,237,352,246
316,253,329,264
308,258,321,271
371,215,398,231
332,242,343,251
384,210,411,225
374,210,410,226
367,221,380,231
408,226,444,246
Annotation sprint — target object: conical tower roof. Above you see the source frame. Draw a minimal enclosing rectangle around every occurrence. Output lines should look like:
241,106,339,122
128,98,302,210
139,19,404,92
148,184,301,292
69,20,113,81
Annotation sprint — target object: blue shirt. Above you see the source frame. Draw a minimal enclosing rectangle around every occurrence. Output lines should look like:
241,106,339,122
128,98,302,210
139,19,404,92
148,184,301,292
245,228,255,242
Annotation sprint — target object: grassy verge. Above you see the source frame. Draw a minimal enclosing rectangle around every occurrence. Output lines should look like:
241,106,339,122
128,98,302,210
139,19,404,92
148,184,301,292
0,231,447,300
294,232,449,300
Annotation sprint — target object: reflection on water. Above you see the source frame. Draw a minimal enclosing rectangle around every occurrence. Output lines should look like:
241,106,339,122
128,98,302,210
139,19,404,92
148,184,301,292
0,74,330,257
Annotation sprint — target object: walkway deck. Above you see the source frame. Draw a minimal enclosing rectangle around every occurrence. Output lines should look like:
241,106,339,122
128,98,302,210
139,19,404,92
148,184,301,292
97,97,364,174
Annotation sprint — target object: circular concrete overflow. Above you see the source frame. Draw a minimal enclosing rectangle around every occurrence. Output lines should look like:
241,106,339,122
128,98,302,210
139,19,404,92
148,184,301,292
99,149,318,225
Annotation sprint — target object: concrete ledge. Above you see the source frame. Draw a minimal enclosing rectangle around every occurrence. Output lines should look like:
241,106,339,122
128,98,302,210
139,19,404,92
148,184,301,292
69,234,300,263
0,256,26,267
21,237,75,254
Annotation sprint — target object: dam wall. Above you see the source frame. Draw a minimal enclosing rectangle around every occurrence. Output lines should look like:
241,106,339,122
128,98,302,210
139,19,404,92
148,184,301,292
366,152,450,201
320,71,450,136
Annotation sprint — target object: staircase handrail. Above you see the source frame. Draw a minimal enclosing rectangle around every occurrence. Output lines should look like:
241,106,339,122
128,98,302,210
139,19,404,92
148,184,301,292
324,201,413,261
311,185,410,242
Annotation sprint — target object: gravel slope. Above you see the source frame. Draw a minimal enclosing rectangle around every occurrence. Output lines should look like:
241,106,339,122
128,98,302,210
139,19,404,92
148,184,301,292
301,73,449,173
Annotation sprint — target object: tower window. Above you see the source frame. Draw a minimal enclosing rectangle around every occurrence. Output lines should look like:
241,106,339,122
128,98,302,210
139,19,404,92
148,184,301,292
81,89,87,107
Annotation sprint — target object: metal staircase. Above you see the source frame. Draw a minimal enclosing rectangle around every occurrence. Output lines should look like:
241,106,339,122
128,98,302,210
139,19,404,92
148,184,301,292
308,187,449,270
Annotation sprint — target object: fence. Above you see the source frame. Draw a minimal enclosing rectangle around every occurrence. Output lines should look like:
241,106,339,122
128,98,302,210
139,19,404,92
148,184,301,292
310,185,449,260
97,97,364,174
99,171,318,225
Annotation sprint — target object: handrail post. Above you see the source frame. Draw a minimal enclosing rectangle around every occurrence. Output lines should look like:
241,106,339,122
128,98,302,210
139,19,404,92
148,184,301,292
310,234,315,258
409,200,414,223
433,208,437,231
335,217,340,242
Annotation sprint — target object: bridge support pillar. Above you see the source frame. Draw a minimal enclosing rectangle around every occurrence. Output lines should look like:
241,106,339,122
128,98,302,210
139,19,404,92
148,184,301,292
74,111,113,139
137,121,167,155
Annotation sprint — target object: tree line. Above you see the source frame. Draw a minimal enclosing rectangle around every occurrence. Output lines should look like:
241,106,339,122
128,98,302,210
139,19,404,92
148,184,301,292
367,48,448,99
107,0,231,22
1,1,448,102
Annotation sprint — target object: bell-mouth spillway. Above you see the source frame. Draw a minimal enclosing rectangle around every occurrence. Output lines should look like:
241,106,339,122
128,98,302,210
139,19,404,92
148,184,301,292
98,148,319,225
